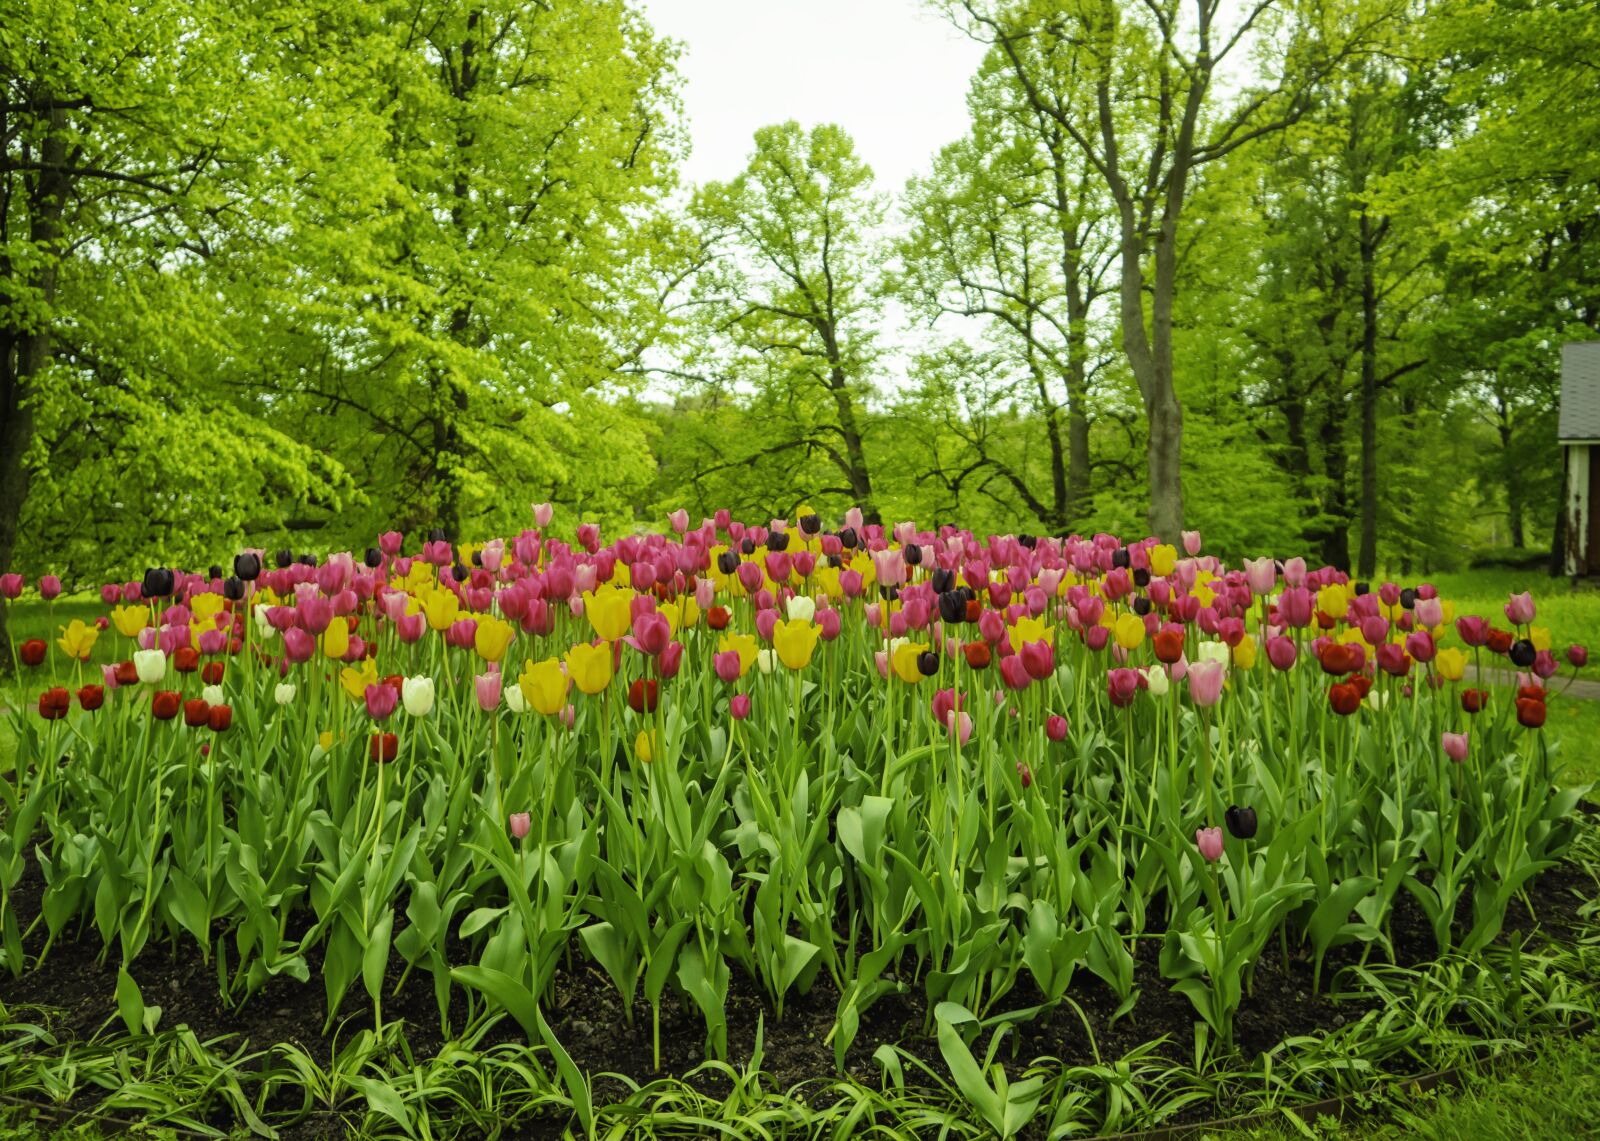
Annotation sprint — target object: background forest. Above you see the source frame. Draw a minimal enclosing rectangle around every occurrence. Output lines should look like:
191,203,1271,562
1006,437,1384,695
3,0,1597,607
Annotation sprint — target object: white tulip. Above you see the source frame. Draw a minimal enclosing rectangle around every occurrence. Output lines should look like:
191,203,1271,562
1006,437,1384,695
1141,666,1170,697
786,594,816,623
1196,641,1231,668
505,684,529,714
253,606,278,640
202,685,225,706
274,682,297,705
133,648,167,685
757,649,777,675
402,676,436,716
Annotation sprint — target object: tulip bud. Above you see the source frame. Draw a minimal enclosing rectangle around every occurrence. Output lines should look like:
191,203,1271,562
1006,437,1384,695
509,812,532,840
1224,805,1257,840
1195,827,1224,862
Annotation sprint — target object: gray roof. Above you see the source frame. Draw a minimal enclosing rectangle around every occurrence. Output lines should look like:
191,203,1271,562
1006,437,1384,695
1560,342,1600,442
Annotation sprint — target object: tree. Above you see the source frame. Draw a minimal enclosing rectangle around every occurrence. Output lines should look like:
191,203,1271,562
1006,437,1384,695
679,122,884,522
898,54,1118,534
940,0,1391,541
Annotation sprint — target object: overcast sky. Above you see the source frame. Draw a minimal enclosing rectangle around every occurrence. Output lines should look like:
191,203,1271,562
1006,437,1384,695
635,0,989,193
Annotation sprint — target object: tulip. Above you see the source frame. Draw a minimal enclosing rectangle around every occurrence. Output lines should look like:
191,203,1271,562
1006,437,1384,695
133,648,168,684
0,573,23,599
1434,647,1467,682
533,502,555,528
1328,682,1362,716
1140,664,1171,696
38,574,61,601
1020,639,1054,680
773,619,821,670
1532,650,1559,680
1186,659,1226,706
183,698,210,728
55,619,99,661
207,704,233,732
18,639,47,667
1045,714,1068,741
1243,557,1276,597
475,671,503,712
635,729,658,763
565,642,615,695
632,611,672,656
1265,635,1297,672
628,678,660,714
962,641,991,669
1224,805,1258,840
1181,531,1202,556
1516,696,1546,729
151,690,181,720
1153,628,1185,664
1442,732,1469,762
472,614,515,663
37,687,70,720
1404,629,1436,664
999,655,1032,691
369,732,398,762
76,684,105,711
730,694,752,721
509,812,532,840
1568,644,1588,668
945,710,974,745
1107,667,1142,707
1016,761,1033,789
274,682,297,705
1195,827,1224,862
1508,639,1536,668
402,676,435,716
282,628,315,664
505,684,529,713
362,683,396,721
519,658,570,715
1505,591,1536,626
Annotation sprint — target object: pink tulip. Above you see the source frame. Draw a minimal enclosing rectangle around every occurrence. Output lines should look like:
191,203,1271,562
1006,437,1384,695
1455,615,1489,647
660,641,685,679
874,650,890,679
558,704,576,729
198,628,227,655
38,574,61,601
1569,644,1589,668
714,651,743,684
1359,616,1389,646
283,628,315,663
365,683,399,720
1278,587,1314,628
1107,668,1142,706
1186,660,1226,706
730,694,751,721
1020,639,1054,680
999,656,1032,691
1266,636,1297,671
473,671,503,712
576,523,601,553
394,612,425,643
532,502,554,528
1016,760,1033,788
1281,557,1307,588
864,602,882,628
1404,629,1435,664
1181,531,1202,556
633,612,671,656
1195,827,1224,862
1504,591,1535,626
1414,597,1443,627
945,710,973,746
0,573,22,598
298,596,334,635
509,812,532,840
1243,558,1276,597
1045,714,1068,741
1376,643,1411,677
379,531,404,556
1084,625,1110,652
1441,732,1469,762
1533,650,1559,679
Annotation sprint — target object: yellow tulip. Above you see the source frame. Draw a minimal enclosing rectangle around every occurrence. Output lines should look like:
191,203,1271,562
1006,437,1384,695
1317,585,1350,621
1113,612,1145,651
718,633,759,677
56,619,99,661
318,730,335,750
1530,626,1551,652
773,619,821,670
565,641,614,695
419,588,460,632
340,658,379,701
322,619,350,660
519,657,569,715
584,588,632,643
891,642,928,684
1148,544,1177,578
1435,647,1467,682
635,729,658,764
111,605,149,638
474,614,515,662
660,595,700,632
190,593,226,625
1007,615,1053,654
1231,634,1258,670
398,561,436,590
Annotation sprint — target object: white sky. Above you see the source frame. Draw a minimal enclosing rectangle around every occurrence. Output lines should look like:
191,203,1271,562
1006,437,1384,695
635,0,989,193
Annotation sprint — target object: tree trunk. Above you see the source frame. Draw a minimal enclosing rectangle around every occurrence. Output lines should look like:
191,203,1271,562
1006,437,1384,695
0,104,68,666
1356,209,1379,578
1116,219,1185,542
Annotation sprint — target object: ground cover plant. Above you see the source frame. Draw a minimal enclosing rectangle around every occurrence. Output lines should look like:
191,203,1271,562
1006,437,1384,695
0,510,1596,1139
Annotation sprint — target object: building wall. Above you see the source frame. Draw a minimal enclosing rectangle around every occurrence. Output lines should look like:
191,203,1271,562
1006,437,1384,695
1567,443,1592,576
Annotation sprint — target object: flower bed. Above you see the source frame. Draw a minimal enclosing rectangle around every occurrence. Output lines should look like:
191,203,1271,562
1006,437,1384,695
0,511,1593,1137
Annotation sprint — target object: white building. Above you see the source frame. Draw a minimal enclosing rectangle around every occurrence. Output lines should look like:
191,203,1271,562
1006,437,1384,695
1560,341,1600,576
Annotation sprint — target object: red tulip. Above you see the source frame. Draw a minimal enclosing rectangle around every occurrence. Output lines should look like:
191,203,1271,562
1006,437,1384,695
1485,628,1514,655
1461,688,1489,714
19,639,47,667
76,685,105,711
37,687,70,720
173,647,200,673
1516,696,1546,729
707,606,731,630
152,690,181,720
369,731,398,762
1153,628,1185,664
207,704,232,731
114,660,138,686
1328,682,1362,716
201,661,226,685
628,678,660,714
962,641,991,669
183,698,210,727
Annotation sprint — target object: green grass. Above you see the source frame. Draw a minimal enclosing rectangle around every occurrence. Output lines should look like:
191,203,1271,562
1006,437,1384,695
1219,1029,1600,1140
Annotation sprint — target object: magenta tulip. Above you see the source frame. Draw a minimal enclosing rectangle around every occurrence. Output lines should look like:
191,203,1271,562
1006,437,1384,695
1442,732,1469,762
1266,635,1297,671
730,694,751,721
365,683,399,721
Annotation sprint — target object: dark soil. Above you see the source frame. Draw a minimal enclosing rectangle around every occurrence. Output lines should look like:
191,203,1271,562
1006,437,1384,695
1,824,1595,1140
